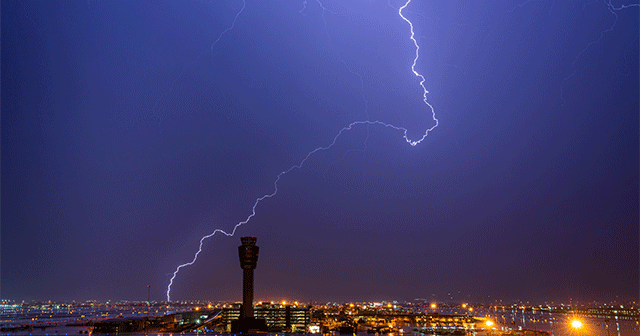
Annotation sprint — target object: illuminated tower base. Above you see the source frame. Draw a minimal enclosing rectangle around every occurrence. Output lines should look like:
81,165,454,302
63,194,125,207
231,236,267,333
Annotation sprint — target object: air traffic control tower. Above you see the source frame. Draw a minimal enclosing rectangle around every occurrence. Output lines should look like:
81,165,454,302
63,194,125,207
231,236,267,333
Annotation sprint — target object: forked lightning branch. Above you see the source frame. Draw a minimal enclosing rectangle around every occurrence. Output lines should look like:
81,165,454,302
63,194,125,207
166,0,438,301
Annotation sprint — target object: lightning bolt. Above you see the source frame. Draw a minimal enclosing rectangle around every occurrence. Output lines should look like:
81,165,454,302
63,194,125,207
166,0,437,301
398,0,439,146
152,0,246,125
560,0,639,105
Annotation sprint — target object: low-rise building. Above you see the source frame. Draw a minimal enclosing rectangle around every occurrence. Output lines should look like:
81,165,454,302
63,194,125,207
221,304,310,332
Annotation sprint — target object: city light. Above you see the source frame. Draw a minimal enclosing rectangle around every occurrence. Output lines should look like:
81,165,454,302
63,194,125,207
2,300,636,334
430,303,437,309
571,319,583,329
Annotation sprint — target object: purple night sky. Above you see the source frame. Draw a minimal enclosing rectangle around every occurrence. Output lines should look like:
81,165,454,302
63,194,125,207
2,0,638,304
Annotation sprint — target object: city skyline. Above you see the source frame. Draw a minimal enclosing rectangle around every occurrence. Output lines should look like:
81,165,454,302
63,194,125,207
2,298,637,335
2,0,638,304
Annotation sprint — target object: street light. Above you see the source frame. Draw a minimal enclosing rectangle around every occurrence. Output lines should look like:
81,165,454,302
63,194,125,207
571,319,583,329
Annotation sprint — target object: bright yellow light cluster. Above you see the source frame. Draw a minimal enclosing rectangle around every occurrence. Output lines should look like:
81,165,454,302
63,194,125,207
571,319,582,329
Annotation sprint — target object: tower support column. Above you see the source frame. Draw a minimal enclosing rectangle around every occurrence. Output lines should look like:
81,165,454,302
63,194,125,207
242,268,254,319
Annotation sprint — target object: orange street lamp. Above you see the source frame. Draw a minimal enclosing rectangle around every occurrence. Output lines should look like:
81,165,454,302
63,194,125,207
571,319,583,329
